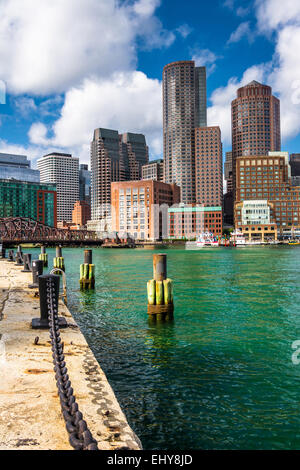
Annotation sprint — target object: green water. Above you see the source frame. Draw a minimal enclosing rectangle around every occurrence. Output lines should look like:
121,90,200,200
30,246,300,449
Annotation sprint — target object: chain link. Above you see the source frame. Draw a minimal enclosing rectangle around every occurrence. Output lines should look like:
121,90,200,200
46,277,99,450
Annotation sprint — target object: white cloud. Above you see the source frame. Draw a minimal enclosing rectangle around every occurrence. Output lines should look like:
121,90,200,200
176,24,193,39
254,0,300,140
192,49,219,75
208,0,300,146
0,139,55,167
29,71,163,163
227,21,253,44
0,0,173,95
255,0,300,32
236,6,251,17
14,97,37,117
223,0,235,8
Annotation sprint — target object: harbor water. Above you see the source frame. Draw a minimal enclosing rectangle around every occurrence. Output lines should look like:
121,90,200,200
30,246,300,449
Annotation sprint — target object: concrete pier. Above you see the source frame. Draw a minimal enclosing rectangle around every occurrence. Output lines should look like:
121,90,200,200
0,260,141,450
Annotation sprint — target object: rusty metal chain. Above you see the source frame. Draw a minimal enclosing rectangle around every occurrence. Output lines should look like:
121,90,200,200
46,277,99,450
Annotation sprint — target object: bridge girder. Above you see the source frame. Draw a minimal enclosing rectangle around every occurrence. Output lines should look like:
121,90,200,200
0,217,97,243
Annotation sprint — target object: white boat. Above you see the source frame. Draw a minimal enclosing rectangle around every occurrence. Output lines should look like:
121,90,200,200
230,229,246,247
185,232,220,249
196,232,219,248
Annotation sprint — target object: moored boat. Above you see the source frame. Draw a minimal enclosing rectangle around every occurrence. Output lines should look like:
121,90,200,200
230,229,246,247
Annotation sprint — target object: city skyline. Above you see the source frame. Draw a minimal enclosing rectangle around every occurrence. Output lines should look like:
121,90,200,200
0,0,300,167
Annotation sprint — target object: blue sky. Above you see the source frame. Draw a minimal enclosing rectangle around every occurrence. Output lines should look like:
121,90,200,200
0,0,300,166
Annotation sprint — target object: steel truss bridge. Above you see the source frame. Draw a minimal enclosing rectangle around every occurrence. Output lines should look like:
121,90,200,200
0,218,99,245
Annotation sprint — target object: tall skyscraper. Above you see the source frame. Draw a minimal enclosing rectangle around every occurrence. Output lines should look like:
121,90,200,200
290,154,300,176
122,133,149,180
37,152,79,222
163,61,207,204
224,151,233,193
195,126,223,207
231,81,281,198
91,128,148,221
79,164,91,204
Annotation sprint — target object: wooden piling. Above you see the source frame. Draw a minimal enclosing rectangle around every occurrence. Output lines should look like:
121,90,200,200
80,250,95,290
53,246,65,273
147,253,174,316
39,246,48,268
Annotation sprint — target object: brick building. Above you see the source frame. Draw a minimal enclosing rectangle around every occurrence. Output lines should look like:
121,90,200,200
195,126,223,206
235,152,300,238
111,180,180,240
168,206,223,239
72,200,91,227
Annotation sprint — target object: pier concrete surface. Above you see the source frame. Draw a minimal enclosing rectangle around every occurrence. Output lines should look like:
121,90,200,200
0,260,141,450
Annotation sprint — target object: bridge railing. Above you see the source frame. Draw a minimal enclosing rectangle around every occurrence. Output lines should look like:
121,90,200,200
0,217,98,242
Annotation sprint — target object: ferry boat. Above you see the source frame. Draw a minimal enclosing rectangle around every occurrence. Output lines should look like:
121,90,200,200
196,232,219,248
185,232,219,249
230,229,246,247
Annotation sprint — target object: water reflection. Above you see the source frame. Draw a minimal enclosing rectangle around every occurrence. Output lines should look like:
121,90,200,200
29,246,300,450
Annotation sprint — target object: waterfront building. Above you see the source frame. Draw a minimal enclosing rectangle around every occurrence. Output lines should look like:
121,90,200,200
111,180,180,240
0,153,40,183
235,200,278,241
195,126,223,207
231,81,281,203
86,218,112,238
142,159,164,182
0,179,57,226
168,206,223,239
163,61,207,204
91,128,148,222
235,152,300,238
72,200,91,227
79,164,91,204
37,152,79,223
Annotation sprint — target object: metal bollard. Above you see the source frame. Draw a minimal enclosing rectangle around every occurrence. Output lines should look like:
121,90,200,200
8,250,15,262
21,253,32,272
15,249,23,266
28,260,44,289
31,274,68,329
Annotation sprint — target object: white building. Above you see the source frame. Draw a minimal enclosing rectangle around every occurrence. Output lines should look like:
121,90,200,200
37,153,79,222
241,200,271,226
